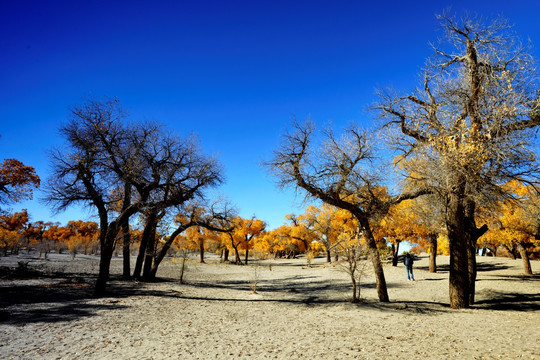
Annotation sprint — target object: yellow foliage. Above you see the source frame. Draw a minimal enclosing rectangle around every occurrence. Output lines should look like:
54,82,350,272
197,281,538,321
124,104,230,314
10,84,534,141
437,234,449,255
0,228,21,252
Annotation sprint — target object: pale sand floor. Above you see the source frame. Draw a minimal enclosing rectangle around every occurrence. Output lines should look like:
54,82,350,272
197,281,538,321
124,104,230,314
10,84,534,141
0,253,539,359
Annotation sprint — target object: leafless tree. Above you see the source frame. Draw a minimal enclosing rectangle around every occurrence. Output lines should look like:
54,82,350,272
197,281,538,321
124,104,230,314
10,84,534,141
267,120,431,302
376,13,540,308
45,97,223,295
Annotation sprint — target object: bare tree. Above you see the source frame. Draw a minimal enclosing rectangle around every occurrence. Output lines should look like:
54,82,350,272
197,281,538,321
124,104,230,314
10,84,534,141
376,14,540,308
268,120,430,302
45,98,143,296
45,97,224,295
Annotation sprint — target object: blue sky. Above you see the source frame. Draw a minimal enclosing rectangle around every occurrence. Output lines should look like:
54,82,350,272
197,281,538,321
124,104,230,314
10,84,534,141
1,0,540,230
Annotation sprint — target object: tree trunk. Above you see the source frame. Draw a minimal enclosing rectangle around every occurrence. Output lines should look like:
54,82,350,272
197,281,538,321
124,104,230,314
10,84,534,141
149,227,184,280
133,211,157,279
179,255,187,284
446,179,469,309
223,248,229,262
95,244,114,296
465,199,488,306
199,238,205,263
360,217,389,302
428,233,437,273
142,224,157,281
325,249,331,263
350,275,358,303
94,227,116,296
519,243,533,275
467,238,477,305
245,248,249,265
391,241,401,267
121,183,132,279
121,220,131,279
233,245,242,264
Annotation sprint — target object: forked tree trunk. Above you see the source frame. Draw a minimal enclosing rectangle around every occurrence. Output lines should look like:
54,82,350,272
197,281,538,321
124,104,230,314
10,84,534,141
233,245,242,264
519,243,533,275
428,233,437,273
133,211,158,278
359,217,389,302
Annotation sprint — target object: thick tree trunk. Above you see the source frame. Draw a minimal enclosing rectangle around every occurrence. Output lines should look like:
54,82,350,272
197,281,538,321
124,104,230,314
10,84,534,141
360,217,389,302
391,241,401,267
95,244,114,296
519,243,533,275
428,233,437,273
325,250,331,263
94,226,117,296
223,248,229,262
446,179,469,309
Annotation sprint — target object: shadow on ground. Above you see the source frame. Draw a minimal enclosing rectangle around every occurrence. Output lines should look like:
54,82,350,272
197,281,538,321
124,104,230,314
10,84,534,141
416,261,511,273
474,291,540,311
1,260,538,325
0,269,183,325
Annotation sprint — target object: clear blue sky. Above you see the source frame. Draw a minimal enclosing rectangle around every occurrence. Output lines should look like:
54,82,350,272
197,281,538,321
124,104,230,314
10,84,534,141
1,0,539,230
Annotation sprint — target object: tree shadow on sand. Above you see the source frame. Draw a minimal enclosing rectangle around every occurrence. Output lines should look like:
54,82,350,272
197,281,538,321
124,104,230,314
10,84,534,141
179,277,410,307
2,262,537,325
474,291,540,311
416,261,511,273
0,272,183,325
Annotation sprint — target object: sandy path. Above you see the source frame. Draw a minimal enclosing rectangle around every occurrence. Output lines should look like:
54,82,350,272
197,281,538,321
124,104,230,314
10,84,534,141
1,254,539,359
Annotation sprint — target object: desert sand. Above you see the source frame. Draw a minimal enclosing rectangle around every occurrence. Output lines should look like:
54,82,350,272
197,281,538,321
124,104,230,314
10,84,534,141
0,252,539,359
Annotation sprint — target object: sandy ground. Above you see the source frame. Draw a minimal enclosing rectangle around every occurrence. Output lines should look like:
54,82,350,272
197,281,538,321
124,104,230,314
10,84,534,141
0,252,539,360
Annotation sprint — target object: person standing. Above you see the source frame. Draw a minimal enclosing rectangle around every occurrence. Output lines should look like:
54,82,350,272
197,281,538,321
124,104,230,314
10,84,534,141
404,253,414,281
